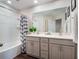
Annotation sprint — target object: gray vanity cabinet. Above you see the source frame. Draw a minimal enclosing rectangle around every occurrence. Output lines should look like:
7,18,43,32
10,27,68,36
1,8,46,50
49,44,61,59
26,37,39,57
26,40,33,55
49,39,75,59
49,44,75,59
33,41,39,57
60,45,75,59
26,37,76,59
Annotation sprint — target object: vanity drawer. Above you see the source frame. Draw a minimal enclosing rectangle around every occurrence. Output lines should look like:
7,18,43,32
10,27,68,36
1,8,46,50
41,43,48,51
41,38,48,43
49,39,74,46
27,37,39,42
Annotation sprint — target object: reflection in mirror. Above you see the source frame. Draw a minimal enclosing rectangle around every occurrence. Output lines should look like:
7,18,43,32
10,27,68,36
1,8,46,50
56,19,62,32
33,7,67,33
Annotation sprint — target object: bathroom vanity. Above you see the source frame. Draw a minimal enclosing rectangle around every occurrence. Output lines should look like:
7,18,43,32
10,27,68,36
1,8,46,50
26,34,76,59
26,7,77,59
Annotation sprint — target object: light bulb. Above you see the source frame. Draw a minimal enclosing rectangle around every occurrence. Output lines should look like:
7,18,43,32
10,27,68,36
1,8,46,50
7,0,12,4
34,0,38,4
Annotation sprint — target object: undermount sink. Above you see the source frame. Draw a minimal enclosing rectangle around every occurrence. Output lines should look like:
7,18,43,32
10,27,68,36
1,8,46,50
45,32,51,35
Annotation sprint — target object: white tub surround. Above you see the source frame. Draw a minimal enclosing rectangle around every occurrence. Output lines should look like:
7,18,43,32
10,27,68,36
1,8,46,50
0,40,22,53
0,2,21,59
26,33,76,59
0,40,22,59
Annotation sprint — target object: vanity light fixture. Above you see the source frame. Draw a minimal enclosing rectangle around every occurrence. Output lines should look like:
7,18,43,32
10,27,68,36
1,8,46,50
7,0,12,4
34,0,38,4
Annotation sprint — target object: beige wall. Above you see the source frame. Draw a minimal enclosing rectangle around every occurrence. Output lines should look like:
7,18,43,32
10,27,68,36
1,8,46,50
70,0,78,43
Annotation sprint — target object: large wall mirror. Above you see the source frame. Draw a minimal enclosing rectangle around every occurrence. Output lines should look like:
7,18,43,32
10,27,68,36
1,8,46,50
32,7,70,33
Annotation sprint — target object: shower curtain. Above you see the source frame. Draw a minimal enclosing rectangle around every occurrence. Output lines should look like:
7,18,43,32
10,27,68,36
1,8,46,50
20,15,28,54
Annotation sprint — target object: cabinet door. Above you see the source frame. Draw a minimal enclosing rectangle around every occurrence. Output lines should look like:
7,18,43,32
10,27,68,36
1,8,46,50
26,40,33,55
33,41,39,57
26,41,39,57
61,46,75,59
26,37,39,58
49,44,60,59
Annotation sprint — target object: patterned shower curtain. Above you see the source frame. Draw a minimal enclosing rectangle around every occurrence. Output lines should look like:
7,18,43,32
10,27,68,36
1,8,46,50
20,15,28,54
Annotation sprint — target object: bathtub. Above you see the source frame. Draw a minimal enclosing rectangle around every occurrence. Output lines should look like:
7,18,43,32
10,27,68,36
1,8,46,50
0,40,22,59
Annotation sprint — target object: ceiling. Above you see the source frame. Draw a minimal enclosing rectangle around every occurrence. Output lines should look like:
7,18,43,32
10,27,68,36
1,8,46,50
0,0,58,11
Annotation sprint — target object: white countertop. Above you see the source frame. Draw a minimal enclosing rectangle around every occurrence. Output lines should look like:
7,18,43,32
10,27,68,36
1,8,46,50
26,33,74,40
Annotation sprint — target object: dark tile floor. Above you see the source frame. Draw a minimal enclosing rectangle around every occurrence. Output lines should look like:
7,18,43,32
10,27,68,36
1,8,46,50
14,54,38,59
